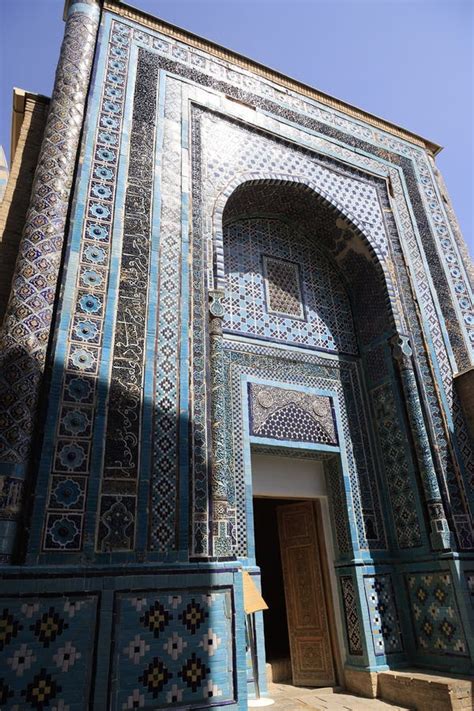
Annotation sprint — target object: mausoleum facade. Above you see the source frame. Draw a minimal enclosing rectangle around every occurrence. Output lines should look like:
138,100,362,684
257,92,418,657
0,1,473,708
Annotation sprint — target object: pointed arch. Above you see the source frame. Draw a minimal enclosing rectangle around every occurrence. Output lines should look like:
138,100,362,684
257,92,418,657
211,173,405,336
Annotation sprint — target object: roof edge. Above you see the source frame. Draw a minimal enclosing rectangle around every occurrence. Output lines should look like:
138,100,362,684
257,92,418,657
104,0,443,157
10,88,50,166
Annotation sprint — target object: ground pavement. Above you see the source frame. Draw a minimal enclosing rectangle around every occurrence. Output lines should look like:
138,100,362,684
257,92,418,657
260,683,411,711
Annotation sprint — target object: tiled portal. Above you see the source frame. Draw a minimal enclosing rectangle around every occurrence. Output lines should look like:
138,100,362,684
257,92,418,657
0,0,472,708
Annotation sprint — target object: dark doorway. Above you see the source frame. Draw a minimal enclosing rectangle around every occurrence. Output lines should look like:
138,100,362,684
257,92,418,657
253,497,297,680
253,496,339,687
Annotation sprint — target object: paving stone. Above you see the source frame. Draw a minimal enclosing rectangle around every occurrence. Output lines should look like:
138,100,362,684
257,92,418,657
266,683,412,711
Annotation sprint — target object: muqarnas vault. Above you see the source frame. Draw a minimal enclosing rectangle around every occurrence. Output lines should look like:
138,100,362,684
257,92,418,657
0,0,473,708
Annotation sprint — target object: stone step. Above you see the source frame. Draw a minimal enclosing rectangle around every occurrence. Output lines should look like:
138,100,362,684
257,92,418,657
265,664,472,710
265,682,411,710
377,669,473,711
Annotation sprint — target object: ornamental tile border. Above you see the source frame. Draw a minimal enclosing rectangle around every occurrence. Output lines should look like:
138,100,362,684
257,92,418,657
340,575,364,656
126,19,472,357
0,595,98,710
111,590,234,709
223,340,387,556
363,574,403,656
24,16,473,561
405,571,469,657
40,21,133,553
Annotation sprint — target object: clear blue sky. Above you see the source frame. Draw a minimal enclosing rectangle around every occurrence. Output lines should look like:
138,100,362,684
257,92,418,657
0,0,472,256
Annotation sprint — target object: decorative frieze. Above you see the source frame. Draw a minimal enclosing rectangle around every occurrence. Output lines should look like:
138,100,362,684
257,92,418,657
0,0,101,562
391,335,454,550
248,383,337,445
406,572,469,657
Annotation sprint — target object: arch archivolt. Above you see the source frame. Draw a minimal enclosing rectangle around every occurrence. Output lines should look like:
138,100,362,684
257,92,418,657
210,172,406,337
193,115,461,559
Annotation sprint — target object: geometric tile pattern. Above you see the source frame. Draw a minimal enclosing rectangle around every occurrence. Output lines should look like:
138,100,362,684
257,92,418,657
263,255,304,319
466,572,474,610
17,9,469,572
363,575,403,655
0,1,100,564
129,25,471,560
370,383,423,549
0,0,100,469
253,401,334,443
225,84,469,518
198,107,471,546
326,457,352,555
189,111,211,557
364,343,389,389
134,24,472,360
40,21,132,552
96,49,159,552
0,595,97,710
192,114,399,555
187,95,470,558
387,172,474,546
406,572,469,657
223,340,387,556
112,590,234,709
224,218,358,354
340,576,364,656
249,383,337,444
148,77,183,553
413,160,474,361
192,114,413,561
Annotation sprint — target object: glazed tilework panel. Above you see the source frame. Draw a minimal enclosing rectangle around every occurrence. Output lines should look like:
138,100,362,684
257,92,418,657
325,457,351,555
382,186,474,543
199,107,473,544
189,94,472,551
0,595,97,710
112,590,234,709
205,117,389,257
370,383,423,549
35,33,183,557
385,166,473,539
363,575,403,656
97,48,159,552
171,44,472,357
148,76,183,553
222,340,387,556
263,256,304,318
340,576,364,656
0,0,100,476
189,112,210,556
248,383,337,445
223,218,357,354
406,572,469,657
466,573,474,609
192,110,391,555
26,13,473,566
37,21,134,553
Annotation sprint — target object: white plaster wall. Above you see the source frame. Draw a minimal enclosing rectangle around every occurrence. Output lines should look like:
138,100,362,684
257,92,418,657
251,453,326,498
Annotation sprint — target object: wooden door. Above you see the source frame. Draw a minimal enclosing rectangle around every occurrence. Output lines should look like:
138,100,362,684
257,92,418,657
277,501,336,687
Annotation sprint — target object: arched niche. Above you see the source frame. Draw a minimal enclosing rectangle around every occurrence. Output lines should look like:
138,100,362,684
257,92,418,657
217,179,402,351
205,177,435,561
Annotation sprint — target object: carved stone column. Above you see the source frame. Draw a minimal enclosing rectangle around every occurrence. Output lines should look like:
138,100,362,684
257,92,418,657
391,334,454,550
208,289,233,557
0,0,101,562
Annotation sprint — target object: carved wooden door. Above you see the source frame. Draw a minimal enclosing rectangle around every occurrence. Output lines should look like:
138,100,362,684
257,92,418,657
277,501,336,687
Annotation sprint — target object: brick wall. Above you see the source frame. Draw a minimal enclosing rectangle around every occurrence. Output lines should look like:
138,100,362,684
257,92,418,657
0,93,49,324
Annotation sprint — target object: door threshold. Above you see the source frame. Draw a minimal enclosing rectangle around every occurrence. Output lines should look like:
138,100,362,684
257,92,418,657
248,699,275,707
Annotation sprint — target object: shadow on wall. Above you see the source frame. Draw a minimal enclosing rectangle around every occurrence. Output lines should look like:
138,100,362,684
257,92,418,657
1,352,243,709
0,99,50,326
